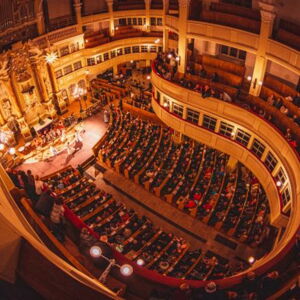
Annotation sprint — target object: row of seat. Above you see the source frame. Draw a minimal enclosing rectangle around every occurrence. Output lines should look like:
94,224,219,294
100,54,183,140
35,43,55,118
44,164,236,281
98,110,270,246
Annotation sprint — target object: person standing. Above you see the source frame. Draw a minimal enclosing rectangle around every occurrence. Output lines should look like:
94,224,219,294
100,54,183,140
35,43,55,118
27,170,36,201
35,175,45,197
50,197,65,242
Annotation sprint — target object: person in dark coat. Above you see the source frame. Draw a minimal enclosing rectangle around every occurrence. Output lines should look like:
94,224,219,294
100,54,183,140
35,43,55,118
35,189,55,217
27,170,36,200
6,168,20,188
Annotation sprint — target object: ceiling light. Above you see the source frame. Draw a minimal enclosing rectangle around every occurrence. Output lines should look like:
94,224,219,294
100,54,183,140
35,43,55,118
90,245,102,258
120,264,133,276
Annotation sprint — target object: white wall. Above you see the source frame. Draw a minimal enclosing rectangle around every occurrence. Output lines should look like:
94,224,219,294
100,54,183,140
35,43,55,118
193,39,217,57
266,60,299,87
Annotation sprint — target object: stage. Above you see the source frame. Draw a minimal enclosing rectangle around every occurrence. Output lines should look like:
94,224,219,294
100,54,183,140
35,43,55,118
17,111,107,177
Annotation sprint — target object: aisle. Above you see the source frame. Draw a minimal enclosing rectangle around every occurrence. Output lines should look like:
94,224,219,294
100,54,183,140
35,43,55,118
17,112,107,177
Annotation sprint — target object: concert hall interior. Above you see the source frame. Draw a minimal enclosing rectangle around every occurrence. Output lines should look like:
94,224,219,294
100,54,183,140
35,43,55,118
0,0,299,299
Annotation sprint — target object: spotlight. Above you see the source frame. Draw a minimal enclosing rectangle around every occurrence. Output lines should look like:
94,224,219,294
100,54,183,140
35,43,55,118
9,148,16,155
136,258,145,266
276,181,282,187
45,52,58,64
120,264,133,276
90,245,102,258
248,256,255,264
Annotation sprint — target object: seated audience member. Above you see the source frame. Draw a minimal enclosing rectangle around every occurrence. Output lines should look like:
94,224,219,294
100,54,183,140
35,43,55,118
211,72,219,83
221,92,232,102
240,271,258,299
267,94,275,106
202,85,212,98
274,97,283,109
199,65,207,78
293,92,300,106
280,105,289,115
35,189,56,217
292,114,300,126
260,271,281,298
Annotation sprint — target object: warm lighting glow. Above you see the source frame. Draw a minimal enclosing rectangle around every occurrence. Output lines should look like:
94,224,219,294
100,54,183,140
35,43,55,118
163,102,169,107
175,56,180,62
45,52,58,64
120,264,133,276
248,256,255,264
258,81,263,86
146,75,151,80
231,131,236,137
130,60,134,63
154,38,160,44
0,144,4,151
115,26,119,30
85,69,90,75
90,246,102,258
276,181,282,187
136,258,145,266
247,76,252,81
9,147,16,155
167,54,172,59
85,39,88,43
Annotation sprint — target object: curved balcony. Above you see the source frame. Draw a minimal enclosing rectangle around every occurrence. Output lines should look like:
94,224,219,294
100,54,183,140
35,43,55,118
151,62,300,279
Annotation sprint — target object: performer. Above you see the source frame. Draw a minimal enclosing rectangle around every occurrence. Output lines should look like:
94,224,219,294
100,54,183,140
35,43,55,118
50,145,58,157
104,109,109,123
66,142,73,156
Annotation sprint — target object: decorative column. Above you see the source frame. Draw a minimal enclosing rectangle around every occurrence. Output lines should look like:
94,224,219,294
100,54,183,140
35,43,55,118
106,0,115,37
73,0,83,33
249,1,276,96
163,0,169,52
145,0,151,32
47,63,67,115
177,0,191,74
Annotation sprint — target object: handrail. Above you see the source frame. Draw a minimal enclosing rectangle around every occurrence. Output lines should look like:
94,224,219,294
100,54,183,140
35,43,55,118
20,197,95,278
150,64,300,285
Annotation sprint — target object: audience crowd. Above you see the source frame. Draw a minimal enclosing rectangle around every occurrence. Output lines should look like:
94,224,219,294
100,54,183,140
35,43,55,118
155,51,300,153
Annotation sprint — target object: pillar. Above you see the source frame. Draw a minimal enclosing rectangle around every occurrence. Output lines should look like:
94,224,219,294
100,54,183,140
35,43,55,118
34,0,45,35
226,156,238,172
177,0,191,74
31,62,48,102
145,0,151,32
106,0,115,37
163,0,169,51
249,1,276,96
73,0,83,32
113,64,118,77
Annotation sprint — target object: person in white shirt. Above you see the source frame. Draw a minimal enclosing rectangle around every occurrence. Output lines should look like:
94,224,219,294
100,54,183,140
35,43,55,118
35,175,45,196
